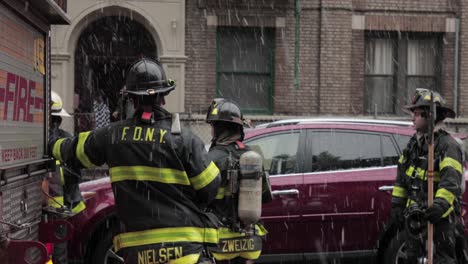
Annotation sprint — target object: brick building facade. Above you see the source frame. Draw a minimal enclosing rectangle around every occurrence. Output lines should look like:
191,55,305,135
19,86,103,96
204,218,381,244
185,0,464,118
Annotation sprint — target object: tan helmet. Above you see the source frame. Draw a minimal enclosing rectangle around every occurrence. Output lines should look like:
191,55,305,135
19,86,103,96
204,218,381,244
51,91,70,117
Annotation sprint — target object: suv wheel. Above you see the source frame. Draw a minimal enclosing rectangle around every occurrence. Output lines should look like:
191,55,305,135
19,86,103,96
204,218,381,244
88,227,123,264
383,233,408,264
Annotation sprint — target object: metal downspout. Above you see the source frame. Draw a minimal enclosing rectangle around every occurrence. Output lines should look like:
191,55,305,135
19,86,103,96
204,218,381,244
317,0,322,114
454,18,460,115
294,0,301,90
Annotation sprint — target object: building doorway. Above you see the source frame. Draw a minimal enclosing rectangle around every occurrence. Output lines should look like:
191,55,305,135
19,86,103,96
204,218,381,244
74,15,157,133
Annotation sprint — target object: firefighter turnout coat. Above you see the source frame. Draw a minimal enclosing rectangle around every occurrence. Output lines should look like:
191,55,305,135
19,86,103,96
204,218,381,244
207,142,268,261
392,128,464,264
49,128,86,214
51,106,221,264
392,128,463,217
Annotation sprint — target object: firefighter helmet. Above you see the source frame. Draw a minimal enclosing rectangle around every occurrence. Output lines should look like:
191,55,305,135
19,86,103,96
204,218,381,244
51,91,70,117
124,58,176,96
206,98,244,126
404,88,456,119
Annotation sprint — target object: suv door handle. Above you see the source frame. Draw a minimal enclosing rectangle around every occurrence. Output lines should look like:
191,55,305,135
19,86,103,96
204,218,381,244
378,185,394,192
272,189,299,196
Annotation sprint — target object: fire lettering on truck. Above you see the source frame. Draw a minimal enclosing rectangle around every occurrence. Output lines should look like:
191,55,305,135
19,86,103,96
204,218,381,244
0,70,43,123
1,146,38,163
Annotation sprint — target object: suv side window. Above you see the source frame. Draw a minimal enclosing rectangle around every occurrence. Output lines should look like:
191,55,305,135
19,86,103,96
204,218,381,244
382,135,399,165
393,134,412,153
246,132,300,175
308,131,398,172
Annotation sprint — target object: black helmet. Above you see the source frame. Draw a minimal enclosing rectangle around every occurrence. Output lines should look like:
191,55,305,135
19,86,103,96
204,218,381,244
206,98,244,126
124,58,175,96
404,88,456,119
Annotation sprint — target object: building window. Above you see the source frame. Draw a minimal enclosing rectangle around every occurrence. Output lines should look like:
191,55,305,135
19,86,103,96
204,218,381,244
365,33,441,115
216,27,275,114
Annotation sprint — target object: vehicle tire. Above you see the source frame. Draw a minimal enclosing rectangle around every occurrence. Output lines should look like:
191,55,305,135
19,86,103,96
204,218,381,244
88,226,123,264
383,232,409,264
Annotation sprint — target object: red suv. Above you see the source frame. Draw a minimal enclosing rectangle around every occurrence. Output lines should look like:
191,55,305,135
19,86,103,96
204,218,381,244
66,118,468,264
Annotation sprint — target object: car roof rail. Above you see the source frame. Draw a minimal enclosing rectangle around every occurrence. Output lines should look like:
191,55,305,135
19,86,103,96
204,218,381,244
256,118,413,129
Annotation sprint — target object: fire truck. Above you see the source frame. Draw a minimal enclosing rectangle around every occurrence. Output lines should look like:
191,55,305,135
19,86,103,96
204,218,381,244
0,0,71,263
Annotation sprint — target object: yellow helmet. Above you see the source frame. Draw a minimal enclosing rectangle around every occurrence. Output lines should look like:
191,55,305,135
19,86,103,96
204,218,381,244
51,91,70,117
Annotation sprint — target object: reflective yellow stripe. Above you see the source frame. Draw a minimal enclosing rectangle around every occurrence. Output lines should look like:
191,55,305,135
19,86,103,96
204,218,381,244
55,160,65,185
168,253,200,264
435,188,456,205
52,138,65,162
406,198,416,207
49,197,86,213
398,155,405,164
113,227,219,252
76,132,97,168
72,201,86,214
440,157,463,174
442,206,455,218
190,161,219,190
406,166,415,177
216,187,225,199
392,186,407,198
110,166,190,185
49,196,65,208
405,166,440,181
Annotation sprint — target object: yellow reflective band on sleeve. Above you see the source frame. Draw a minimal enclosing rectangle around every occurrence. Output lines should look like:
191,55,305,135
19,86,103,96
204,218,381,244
59,166,65,185
76,132,97,168
190,161,220,190
440,157,463,174
406,166,415,177
168,253,200,264
72,201,86,214
406,198,416,207
398,155,405,164
49,196,65,208
52,138,65,162
442,206,455,218
113,227,219,252
392,186,407,198
216,187,225,199
49,197,86,214
110,166,190,185
435,188,456,205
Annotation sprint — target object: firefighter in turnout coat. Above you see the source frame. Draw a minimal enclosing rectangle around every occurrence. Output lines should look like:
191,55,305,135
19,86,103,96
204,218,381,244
49,91,86,264
390,88,464,264
205,98,271,264
50,58,221,264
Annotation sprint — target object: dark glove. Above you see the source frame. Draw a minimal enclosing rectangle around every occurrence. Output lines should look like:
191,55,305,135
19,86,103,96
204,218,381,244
425,202,446,223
